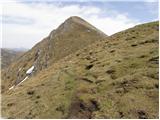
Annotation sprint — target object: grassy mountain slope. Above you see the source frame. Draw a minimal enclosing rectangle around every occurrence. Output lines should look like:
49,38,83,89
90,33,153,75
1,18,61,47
2,21,159,119
1,16,107,92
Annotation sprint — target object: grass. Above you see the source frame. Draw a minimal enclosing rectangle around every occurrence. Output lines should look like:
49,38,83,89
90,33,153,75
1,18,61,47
1,21,159,119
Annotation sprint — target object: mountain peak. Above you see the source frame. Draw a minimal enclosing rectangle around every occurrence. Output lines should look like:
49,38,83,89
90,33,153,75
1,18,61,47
65,16,90,25
1,16,107,92
55,16,106,36
65,16,93,28
66,16,83,21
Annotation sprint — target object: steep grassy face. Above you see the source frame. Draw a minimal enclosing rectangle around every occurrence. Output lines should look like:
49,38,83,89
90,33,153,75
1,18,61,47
50,16,106,61
1,21,159,119
1,16,107,93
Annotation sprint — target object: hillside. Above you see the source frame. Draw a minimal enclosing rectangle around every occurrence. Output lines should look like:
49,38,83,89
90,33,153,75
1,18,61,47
1,21,159,119
1,48,25,69
1,16,107,92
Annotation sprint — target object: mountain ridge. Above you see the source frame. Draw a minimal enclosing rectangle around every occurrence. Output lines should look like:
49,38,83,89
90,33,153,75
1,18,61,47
1,20,159,119
1,16,107,92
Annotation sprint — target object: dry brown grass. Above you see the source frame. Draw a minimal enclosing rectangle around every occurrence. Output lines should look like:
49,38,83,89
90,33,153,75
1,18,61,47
1,21,159,118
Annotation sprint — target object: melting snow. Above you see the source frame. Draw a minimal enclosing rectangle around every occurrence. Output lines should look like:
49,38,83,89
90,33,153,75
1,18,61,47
26,66,34,74
9,76,29,90
8,66,35,90
18,68,22,71
87,29,90,32
17,76,29,86
9,85,15,90
8,66,34,90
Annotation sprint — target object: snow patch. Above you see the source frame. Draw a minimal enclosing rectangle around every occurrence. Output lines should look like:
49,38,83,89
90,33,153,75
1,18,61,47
26,66,34,74
8,66,34,90
17,76,29,86
18,68,22,71
9,85,15,90
8,66,35,90
9,76,29,90
87,29,90,32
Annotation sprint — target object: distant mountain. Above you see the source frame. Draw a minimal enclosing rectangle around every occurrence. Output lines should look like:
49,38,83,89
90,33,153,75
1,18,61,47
1,18,158,119
11,48,28,52
1,48,25,69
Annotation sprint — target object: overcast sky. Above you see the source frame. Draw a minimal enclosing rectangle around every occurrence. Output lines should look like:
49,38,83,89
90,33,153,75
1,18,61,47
0,0,159,49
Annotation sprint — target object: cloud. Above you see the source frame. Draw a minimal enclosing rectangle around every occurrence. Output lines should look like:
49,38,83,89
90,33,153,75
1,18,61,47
1,1,141,48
